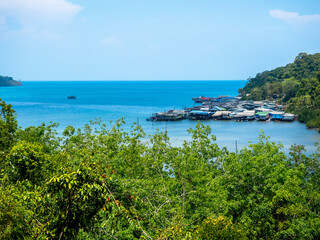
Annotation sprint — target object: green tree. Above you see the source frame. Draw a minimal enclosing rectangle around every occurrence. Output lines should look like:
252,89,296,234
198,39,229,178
16,122,60,154
5,141,48,184
196,216,247,240
47,161,110,239
240,53,320,129
0,99,18,152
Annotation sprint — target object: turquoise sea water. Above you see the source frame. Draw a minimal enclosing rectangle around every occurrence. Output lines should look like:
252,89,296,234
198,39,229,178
1,81,319,152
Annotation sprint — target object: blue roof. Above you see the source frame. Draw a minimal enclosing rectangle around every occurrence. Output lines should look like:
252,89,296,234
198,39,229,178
211,106,224,111
190,111,211,115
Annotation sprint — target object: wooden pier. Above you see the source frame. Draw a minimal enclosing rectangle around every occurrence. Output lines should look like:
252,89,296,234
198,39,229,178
147,96,296,123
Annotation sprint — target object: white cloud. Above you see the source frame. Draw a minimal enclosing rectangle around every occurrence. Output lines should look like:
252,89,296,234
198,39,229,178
0,0,82,26
270,9,320,25
0,0,82,40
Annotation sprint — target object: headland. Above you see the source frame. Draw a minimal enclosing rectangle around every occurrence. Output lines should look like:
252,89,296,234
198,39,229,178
0,75,22,87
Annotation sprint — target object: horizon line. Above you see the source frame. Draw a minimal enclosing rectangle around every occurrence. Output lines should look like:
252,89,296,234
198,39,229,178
20,79,247,82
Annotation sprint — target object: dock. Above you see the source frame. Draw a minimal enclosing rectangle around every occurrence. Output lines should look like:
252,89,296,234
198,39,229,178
147,96,296,122
147,110,187,122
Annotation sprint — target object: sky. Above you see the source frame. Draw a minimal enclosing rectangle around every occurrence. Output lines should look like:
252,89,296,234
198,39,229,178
0,0,320,81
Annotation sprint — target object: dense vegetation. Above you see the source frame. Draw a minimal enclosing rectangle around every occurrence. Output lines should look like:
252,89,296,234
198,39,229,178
0,75,22,87
1,98,320,239
238,53,320,130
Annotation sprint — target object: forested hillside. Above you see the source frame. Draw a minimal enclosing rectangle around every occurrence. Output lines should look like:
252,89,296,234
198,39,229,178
239,53,320,130
1,99,320,239
0,75,22,87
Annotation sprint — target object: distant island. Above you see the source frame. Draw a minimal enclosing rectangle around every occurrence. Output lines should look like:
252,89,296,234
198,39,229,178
0,75,22,87
239,52,320,131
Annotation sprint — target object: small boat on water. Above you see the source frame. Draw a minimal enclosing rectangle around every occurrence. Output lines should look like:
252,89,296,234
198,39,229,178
147,110,187,121
192,96,211,103
67,96,76,99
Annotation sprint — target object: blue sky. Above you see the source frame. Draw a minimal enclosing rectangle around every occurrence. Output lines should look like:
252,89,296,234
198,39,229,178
0,0,320,81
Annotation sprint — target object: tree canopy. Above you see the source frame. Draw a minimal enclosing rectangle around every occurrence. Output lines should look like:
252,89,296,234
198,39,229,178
0,75,22,87
238,53,320,130
1,99,320,239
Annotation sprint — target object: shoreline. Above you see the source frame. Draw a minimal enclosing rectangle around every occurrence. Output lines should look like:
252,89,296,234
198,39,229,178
147,96,296,123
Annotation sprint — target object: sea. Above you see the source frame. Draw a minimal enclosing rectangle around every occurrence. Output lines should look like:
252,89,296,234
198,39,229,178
1,81,319,153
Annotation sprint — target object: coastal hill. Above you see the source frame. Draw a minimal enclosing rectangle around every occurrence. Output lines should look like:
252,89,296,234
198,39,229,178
239,52,320,130
0,75,22,87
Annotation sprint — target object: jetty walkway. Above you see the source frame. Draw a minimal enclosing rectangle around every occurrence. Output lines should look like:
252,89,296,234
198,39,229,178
147,96,295,122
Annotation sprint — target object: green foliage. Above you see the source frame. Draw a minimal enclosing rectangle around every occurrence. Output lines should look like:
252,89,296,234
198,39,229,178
5,141,48,184
0,75,22,87
240,53,320,130
1,100,320,239
156,216,247,240
0,184,33,239
157,221,195,240
16,122,60,153
0,99,18,152
196,216,247,240
0,180,50,239
47,161,109,239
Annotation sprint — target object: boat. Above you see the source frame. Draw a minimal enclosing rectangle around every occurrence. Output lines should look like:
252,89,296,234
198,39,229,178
147,110,187,121
67,96,76,99
192,96,211,103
